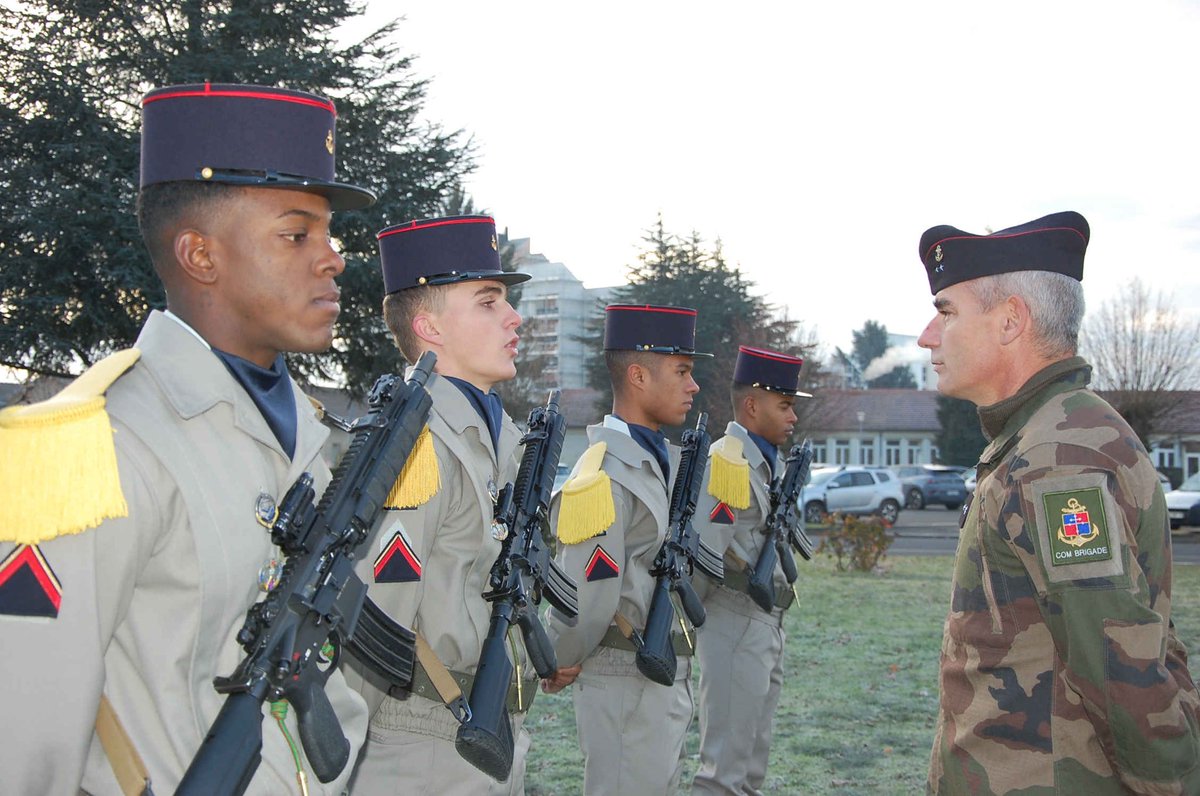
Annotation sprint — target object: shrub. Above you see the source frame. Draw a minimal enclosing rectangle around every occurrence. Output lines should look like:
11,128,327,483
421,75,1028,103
817,513,895,572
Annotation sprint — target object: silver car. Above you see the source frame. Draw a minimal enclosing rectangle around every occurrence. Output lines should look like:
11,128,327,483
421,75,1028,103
800,466,904,525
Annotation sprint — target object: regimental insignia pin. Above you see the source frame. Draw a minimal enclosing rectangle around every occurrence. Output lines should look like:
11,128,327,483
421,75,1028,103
325,130,334,155
1057,497,1097,547
491,520,509,541
254,492,278,529
258,557,284,592
934,244,943,263
490,234,498,251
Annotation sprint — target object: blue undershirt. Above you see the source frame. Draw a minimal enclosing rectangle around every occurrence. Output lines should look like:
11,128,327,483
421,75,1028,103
445,376,504,452
212,349,297,459
746,429,779,478
615,415,671,482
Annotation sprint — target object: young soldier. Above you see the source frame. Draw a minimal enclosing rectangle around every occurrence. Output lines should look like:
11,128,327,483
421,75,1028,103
917,211,1200,793
345,215,533,795
691,345,808,795
543,303,708,795
0,83,373,793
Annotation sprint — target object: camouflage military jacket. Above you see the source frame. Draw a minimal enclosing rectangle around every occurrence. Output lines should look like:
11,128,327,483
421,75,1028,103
929,357,1200,795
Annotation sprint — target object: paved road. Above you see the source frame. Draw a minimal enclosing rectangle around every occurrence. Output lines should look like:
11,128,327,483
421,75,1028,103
821,505,1200,564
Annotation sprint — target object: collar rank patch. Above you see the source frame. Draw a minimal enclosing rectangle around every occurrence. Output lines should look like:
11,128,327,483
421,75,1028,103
585,545,619,582
374,530,422,583
1042,489,1112,566
0,544,63,618
709,502,736,525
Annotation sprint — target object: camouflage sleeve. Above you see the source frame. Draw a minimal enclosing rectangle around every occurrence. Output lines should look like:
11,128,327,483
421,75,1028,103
1008,445,1200,790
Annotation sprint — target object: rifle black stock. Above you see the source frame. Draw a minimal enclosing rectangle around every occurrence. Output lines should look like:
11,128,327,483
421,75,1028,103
635,413,725,686
176,352,435,795
454,390,579,782
746,439,815,612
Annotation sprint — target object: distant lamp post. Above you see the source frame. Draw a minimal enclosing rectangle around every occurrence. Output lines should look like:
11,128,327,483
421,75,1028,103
856,410,865,435
857,411,867,464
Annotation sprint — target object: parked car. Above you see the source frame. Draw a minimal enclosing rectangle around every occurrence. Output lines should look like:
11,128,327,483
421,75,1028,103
1166,472,1200,530
800,466,904,524
893,464,969,510
962,470,977,494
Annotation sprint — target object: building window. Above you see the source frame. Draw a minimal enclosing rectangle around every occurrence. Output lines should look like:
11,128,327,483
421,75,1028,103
906,441,922,464
884,440,901,466
811,441,827,463
1155,448,1177,468
834,439,851,465
860,444,875,465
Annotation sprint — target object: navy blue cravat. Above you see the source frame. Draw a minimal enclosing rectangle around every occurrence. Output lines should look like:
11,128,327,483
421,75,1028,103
616,415,671,482
445,376,504,452
746,429,779,478
212,350,297,459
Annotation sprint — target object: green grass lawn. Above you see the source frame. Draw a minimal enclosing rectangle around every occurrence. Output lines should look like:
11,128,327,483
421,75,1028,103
522,554,1200,795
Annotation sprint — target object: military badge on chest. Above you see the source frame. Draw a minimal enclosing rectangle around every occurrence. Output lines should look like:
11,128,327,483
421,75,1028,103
1043,489,1112,565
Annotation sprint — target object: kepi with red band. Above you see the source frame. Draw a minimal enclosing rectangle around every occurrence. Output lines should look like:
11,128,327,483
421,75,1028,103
732,345,809,397
140,82,375,210
377,215,531,294
603,304,713,358
919,210,1090,294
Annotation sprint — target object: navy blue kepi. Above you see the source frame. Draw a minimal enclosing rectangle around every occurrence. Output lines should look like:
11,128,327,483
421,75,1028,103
732,345,808,396
377,216,530,294
602,304,712,358
140,83,375,210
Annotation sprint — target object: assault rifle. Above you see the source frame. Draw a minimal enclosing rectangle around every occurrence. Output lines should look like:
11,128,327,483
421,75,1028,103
746,439,815,612
177,353,436,795
455,391,579,781
636,412,725,686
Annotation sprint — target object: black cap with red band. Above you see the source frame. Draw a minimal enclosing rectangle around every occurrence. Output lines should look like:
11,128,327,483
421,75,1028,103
919,211,1090,295
733,346,810,397
140,82,375,210
603,304,712,358
377,215,531,295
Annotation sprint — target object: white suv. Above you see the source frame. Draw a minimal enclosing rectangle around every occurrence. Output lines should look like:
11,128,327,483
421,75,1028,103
800,466,904,525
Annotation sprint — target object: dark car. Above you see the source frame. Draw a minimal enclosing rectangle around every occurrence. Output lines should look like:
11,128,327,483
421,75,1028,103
893,464,968,510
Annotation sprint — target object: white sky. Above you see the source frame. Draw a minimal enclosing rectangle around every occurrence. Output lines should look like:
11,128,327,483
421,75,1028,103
345,0,1200,353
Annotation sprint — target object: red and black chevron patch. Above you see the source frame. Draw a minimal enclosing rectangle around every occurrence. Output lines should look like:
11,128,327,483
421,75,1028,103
0,544,63,618
585,545,619,582
709,502,736,525
373,531,422,583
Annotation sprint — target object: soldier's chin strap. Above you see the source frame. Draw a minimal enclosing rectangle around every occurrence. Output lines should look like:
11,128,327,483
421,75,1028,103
95,695,155,795
415,633,473,724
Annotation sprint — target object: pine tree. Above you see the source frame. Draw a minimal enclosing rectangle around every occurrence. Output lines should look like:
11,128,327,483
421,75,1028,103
0,2,474,393
935,395,987,466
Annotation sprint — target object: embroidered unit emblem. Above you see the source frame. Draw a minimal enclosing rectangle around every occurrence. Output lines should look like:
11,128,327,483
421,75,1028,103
585,545,619,581
374,530,423,583
709,502,736,525
1043,488,1112,566
0,544,63,618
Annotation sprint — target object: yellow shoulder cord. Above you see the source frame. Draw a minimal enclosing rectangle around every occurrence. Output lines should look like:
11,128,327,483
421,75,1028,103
94,695,152,796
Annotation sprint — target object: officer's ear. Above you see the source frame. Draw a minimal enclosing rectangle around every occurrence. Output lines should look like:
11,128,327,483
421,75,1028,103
998,294,1031,346
174,229,219,286
412,311,442,347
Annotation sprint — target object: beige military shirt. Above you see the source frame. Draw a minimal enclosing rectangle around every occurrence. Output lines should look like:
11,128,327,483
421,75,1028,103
349,372,523,737
0,310,368,795
693,421,786,599
547,416,683,667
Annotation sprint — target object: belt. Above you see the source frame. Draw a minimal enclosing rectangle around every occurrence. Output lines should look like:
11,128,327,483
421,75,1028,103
721,565,795,610
598,625,694,657
407,660,536,714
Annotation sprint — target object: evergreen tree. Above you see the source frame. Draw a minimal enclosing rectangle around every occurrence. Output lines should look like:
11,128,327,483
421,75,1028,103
1,2,474,393
936,395,987,466
850,320,917,389
584,216,814,432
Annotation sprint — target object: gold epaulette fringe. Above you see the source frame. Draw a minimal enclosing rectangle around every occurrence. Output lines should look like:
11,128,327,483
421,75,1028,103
384,425,439,509
557,442,615,545
0,349,141,544
707,436,751,510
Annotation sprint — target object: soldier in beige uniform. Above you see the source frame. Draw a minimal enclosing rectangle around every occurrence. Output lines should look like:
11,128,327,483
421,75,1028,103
543,303,709,795
691,345,809,796
345,216,535,795
0,84,373,794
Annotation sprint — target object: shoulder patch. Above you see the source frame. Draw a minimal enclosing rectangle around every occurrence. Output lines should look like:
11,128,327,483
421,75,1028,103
709,502,736,525
708,436,751,510
0,348,140,545
0,545,62,618
385,425,439,509
585,544,620,581
557,442,615,545
1027,473,1126,586
374,528,422,583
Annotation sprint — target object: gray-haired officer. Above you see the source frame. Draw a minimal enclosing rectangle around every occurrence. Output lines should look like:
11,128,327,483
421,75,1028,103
344,216,535,795
543,303,708,795
0,83,373,793
691,345,809,795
